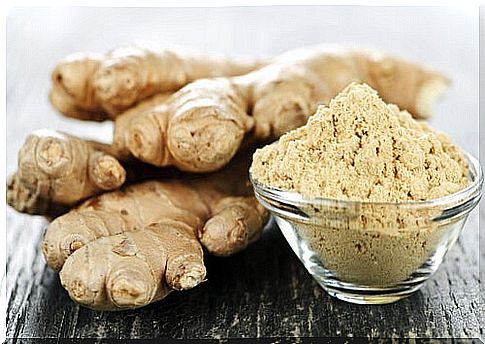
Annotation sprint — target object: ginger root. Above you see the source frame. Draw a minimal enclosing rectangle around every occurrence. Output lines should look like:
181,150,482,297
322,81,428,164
113,78,253,172
7,130,126,215
50,43,262,121
110,45,449,173
59,221,205,311
42,152,268,310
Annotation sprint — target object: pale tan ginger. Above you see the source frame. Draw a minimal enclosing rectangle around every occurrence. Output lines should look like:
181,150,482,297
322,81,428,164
7,130,126,215
50,43,262,121
42,153,268,311
112,78,254,171
110,45,449,173
250,83,469,201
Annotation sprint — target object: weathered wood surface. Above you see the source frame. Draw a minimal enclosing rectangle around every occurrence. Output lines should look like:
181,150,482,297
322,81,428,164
5,210,483,340
5,6,482,341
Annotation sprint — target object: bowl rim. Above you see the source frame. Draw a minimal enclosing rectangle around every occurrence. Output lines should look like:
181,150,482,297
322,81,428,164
250,150,483,209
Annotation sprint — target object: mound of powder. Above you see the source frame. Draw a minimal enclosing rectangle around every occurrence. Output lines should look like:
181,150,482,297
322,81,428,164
251,83,469,201
251,83,472,288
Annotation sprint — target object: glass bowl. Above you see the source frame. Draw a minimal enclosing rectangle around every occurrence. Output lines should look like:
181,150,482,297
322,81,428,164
250,151,482,304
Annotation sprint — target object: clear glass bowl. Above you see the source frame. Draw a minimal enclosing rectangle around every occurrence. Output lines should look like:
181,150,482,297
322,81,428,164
250,152,483,304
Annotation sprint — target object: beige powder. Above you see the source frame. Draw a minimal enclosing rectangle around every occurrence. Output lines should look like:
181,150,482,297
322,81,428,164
251,83,468,201
250,83,470,286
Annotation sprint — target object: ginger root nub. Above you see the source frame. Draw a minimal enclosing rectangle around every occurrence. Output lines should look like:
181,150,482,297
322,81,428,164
7,130,126,215
199,196,269,256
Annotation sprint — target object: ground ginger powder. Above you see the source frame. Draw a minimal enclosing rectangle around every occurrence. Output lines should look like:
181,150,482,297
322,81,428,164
250,83,470,286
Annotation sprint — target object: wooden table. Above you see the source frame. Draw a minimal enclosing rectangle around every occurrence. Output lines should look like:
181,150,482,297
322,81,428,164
5,6,483,342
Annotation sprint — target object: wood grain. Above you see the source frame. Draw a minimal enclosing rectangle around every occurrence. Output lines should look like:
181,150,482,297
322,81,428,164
5,209,482,340
5,6,482,341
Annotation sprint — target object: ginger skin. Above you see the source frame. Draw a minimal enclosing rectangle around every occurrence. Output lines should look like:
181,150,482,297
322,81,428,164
60,221,205,311
111,45,449,173
42,152,268,310
50,44,262,121
113,78,254,172
7,130,126,215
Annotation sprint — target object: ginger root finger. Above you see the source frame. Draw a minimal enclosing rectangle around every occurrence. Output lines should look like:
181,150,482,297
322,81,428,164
199,196,269,256
89,152,126,190
94,44,260,116
7,130,126,215
59,221,205,311
241,66,326,140
43,180,208,272
112,93,173,160
115,78,253,172
50,43,262,121
42,209,129,272
50,53,106,121
166,79,253,172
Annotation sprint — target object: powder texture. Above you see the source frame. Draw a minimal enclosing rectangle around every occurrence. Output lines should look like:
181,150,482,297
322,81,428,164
250,83,471,288
275,213,460,286
251,83,468,201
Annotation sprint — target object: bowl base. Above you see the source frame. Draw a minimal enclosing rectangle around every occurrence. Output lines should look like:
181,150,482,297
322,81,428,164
320,283,422,305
